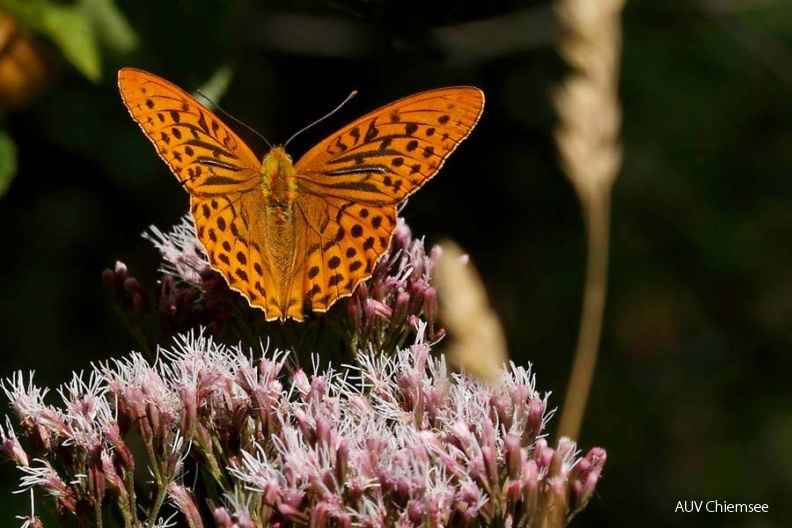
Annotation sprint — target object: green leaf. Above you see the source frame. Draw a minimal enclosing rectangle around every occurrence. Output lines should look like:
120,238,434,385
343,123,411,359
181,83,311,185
40,3,101,82
80,0,138,55
0,0,44,27
0,129,18,197
195,64,235,104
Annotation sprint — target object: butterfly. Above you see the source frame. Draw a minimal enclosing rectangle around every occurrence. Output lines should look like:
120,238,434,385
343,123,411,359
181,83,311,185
118,68,484,321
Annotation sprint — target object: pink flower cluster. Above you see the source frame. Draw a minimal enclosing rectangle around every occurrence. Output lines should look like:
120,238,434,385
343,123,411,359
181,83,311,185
345,218,443,352
103,217,236,345
103,215,443,357
1,330,605,527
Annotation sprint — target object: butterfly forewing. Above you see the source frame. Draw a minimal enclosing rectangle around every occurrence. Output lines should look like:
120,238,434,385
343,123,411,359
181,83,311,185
294,87,485,205
118,68,261,197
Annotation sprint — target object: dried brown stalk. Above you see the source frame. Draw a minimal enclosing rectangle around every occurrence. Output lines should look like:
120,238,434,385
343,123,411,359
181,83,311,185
435,240,508,383
553,0,625,442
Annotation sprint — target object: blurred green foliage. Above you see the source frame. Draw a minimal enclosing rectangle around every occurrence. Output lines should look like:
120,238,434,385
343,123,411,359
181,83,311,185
1,0,791,527
1,0,137,81
0,0,137,193
0,128,15,194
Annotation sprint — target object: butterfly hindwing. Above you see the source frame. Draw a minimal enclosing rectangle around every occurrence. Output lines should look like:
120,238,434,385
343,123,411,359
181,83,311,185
295,195,397,315
191,193,293,321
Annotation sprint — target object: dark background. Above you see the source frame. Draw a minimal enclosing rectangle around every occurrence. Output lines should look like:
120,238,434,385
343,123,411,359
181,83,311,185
1,0,791,526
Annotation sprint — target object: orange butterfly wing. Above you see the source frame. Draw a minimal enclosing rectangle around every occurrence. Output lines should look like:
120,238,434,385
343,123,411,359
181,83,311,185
295,87,485,204
118,68,260,196
290,87,485,316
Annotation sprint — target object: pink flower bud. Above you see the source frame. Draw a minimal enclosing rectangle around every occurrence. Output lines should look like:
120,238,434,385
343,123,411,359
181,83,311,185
423,286,438,325
392,475,411,507
391,222,412,253
311,501,330,528
234,511,257,528
38,468,78,514
505,479,523,516
482,445,499,492
349,394,371,415
309,376,328,403
212,507,233,528
179,384,198,440
369,298,393,321
123,277,149,316
0,434,28,467
390,292,411,329
522,398,546,445
315,414,332,448
291,369,310,397
533,438,553,471
521,459,540,511
503,434,522,480
407,282,426,314
336,512,352,528
355,281,369,302
101,451,125,495
335,440,349,485
169,483,205,528
407,500,425,524
347,299,362,330
570,447,606,509
278,503,309,523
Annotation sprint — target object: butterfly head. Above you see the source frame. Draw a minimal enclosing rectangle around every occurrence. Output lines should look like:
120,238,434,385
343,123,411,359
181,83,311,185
262,145,293,166
261,145,295,180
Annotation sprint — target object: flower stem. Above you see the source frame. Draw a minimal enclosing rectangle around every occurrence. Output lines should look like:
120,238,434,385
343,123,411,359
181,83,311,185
123,469,137,527
94,498,104,528
147,480,170,526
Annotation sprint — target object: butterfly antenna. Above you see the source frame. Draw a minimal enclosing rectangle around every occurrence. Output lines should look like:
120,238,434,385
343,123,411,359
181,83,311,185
284,90,358,148
196,90,273,150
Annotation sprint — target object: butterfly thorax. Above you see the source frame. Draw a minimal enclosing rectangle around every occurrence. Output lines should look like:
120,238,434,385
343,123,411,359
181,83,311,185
260,146,298,226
